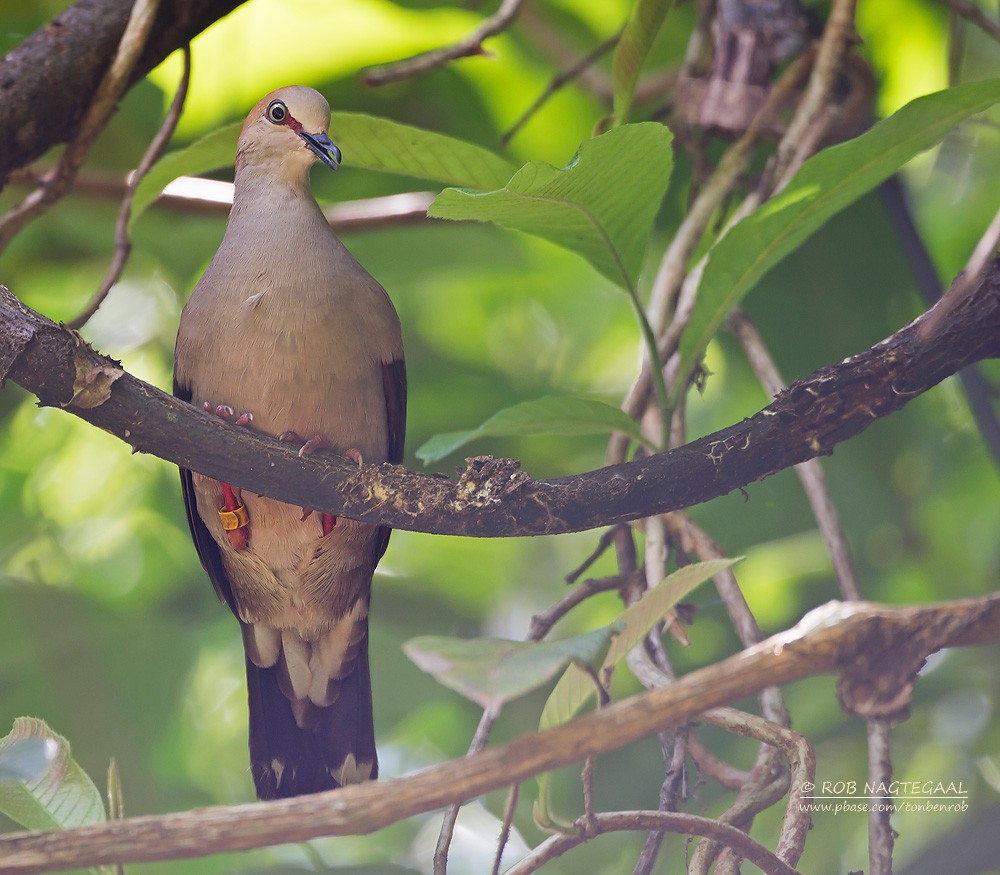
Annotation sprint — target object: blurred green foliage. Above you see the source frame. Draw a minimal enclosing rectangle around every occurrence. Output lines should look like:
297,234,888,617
1,1,999,873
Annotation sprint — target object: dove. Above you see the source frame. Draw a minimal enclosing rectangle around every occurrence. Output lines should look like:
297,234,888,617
174,85,405,799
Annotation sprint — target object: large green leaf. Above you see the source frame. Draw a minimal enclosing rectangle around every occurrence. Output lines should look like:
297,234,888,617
429,123,673,290
403,625,621,712
612,0,675,125
130,113,517,227
0,717,106,831
415,395,655,464
676,78,1000,394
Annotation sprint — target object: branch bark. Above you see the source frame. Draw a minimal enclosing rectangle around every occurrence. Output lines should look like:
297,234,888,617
1,259,998,538
0,0,248,182
0,594,997,874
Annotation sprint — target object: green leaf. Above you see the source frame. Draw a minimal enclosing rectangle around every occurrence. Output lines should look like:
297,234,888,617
0,717,106,831
130,122,242,228
533,558,735,828
130,113,517,228
612,0,675,125
329,112,516,189
0,737,56,783
403,625,621,712
415,395,655,464
429,123,673,289
539,558,737,731
676,78,1000,393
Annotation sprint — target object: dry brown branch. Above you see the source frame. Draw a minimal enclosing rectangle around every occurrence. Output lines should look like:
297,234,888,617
2,595,996,873
0,0,246,181
362,0,523,86
1,260,998,538
66,45,191,331
0,0,163,252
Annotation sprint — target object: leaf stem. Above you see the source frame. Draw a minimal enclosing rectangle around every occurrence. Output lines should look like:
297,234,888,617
627,279,672,448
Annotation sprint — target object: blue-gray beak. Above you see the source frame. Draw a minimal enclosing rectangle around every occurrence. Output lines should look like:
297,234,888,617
299,130,342,170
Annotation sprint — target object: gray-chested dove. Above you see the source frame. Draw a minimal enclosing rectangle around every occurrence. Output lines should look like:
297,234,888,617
174,85,405,799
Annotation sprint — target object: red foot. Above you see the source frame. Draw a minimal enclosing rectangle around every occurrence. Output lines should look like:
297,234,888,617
281,433,364,537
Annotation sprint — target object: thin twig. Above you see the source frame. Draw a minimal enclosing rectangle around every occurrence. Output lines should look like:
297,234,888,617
867,720,895,875
501,31,622,147
5,168,435,232
0,0,162,253
433,704,500,875
938,0,1000,43
632,637,687,875
504,810,801,875
629,649,813,871
363,0,523,86
768,0,858,193
727,308,862,600
528,575,632,641
879,176,1000,469
565,526,621,585
687,734,751,791
920,202,1000,341
490,783,519,875
67,46,191,331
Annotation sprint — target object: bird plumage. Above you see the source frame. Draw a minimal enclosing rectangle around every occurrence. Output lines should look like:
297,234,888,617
174,86,405,799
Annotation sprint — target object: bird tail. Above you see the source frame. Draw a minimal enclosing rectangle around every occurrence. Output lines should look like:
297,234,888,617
245,635,377,799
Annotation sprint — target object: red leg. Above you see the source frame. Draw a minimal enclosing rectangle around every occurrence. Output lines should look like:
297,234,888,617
206,403,252,550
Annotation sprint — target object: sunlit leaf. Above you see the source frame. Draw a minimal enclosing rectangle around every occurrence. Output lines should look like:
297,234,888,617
403,625,621,712
0,737,56,783
415,395,654,464
539,558,737,730
429,123,673,289
0,717,106,831
130,121,241,227
329,113,516,189
676,78,1000,394
611,0,675,125
131,113,517,227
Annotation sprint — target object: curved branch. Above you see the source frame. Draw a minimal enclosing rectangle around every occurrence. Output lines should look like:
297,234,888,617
0,0,248,181
0,595,997,873
1,260,998,538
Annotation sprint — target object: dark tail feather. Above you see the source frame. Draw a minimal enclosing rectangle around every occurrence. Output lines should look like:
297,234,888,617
245,637,377,800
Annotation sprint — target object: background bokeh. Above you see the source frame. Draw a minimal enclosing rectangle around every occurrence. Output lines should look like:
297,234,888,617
1,1,998,872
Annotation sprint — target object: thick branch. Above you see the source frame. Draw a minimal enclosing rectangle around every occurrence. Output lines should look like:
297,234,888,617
1,263,999,536
0,595,997,873
0,0,247,181
1,261,998,538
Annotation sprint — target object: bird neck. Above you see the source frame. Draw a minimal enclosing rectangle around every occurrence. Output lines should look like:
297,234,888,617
229,163,325,231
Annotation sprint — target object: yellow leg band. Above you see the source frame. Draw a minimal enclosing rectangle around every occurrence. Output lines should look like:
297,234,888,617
218,503,249,531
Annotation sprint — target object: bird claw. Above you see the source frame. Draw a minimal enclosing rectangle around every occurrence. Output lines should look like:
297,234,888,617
281,434,362,536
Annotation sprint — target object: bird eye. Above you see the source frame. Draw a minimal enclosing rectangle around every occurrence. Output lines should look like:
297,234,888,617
265,100,288,124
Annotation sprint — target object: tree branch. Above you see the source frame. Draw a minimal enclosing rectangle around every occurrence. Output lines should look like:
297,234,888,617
0,0,248,182
2,260,998,538
0,594,997,873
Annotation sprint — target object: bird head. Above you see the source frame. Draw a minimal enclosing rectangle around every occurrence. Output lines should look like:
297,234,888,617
237,86,342,180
